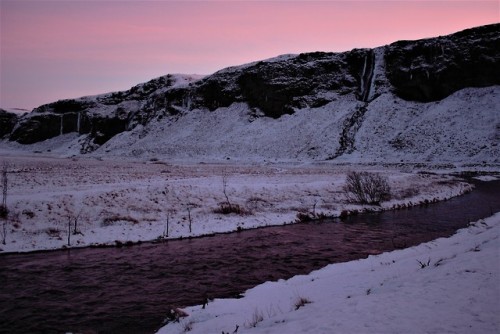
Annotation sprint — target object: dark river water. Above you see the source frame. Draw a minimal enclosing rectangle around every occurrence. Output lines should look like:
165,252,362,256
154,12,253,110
1,179,499,334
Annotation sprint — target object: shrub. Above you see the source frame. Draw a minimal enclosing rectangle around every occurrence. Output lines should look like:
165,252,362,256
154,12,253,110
22,209,35,218
45,227,61,238
0,205,7,219
296,211,314,223
343,171,391,205
182,320,194,332
102,215,139,226
294,296,312,310
245,308,264,328
213,202,251,215
246,197,271,210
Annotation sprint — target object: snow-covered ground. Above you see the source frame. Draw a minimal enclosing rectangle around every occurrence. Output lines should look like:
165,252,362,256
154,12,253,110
0,154,476,253
158,211,500,334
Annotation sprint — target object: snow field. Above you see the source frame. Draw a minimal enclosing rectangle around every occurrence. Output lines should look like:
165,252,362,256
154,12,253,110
0,155,475,253
158,212,500,334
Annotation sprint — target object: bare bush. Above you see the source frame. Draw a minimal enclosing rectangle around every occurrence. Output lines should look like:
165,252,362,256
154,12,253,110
343,171,391,205
182,320,194,332
245,308,264,328
246,197,271,211
213,202,251,215
0,206,7,220
102,215,139,226
295,211,315,223
45,227,62,238
294,296,312,310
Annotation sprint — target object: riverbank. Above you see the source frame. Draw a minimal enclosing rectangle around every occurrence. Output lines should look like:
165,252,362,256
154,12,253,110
158,211,500,334
0,154,483,253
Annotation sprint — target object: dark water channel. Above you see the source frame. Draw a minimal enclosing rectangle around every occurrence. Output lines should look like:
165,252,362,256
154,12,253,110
1,180,499,334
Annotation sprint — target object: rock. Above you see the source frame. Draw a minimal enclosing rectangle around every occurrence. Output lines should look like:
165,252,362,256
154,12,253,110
183,51,363,118
385,23,500,102
0,109,18,139
33,99,96,114
10,114,63,144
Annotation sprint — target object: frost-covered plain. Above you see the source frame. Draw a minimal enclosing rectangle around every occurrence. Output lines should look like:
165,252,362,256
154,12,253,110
158,212,500,334
0,154,474,253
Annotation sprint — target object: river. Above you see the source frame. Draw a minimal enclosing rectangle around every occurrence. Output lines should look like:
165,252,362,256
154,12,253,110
1,179,499,334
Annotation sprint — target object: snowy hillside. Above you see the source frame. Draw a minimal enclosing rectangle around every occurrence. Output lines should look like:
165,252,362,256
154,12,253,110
1,24,499,165
95,86,499,165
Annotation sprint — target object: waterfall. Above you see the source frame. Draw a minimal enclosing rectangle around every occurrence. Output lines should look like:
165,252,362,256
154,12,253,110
60,115,63,136
360,55,368,97
183,96,191,110
359,51,375,102
77,112,81,133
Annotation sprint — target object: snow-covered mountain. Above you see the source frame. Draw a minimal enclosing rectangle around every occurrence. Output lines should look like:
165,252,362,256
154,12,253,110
1,24,499,164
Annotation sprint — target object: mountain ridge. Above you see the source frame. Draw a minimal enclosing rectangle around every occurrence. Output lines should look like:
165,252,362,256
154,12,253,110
1,23,499,164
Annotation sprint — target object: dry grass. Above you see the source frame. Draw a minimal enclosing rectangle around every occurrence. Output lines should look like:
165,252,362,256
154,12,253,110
102,215,139,226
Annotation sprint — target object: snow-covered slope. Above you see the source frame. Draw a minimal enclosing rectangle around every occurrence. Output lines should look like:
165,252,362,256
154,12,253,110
94,85,499,165
1,24,499,165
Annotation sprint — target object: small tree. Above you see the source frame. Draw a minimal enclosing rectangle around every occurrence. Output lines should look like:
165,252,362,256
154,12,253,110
185,203,196,234
187,206,192,233
67,216,72,246
71,210,83,235
0,163,9,244
0,163,8,219
1,221,6,245
213,174,249,215
343,171,391,205
222,174,232,210
164,211,170,238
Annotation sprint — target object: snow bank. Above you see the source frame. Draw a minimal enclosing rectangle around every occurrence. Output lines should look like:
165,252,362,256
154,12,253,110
0,156,473,253
158,212,500,334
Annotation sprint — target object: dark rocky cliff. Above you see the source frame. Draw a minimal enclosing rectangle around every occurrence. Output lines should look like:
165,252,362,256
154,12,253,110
3,23,498,152
385,24,500,101
0,109,18,139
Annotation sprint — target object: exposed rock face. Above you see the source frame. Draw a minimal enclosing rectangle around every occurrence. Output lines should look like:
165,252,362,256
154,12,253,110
10,114,64,144
9,111,93,144
385,24,500,102
197,51,362,118
3,23,499,157
7,75,196,147
155,50,371,119
0,109,18,139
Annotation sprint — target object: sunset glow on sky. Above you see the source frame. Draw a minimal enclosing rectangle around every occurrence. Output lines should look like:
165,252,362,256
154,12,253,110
1,0,498,110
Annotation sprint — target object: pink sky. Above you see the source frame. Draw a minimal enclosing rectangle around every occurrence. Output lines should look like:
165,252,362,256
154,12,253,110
1,1,498,110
